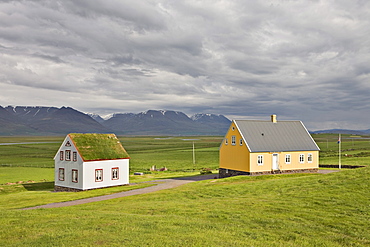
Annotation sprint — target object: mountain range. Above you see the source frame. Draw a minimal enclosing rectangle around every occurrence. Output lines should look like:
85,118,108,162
1,105,369,136
0,106,231,136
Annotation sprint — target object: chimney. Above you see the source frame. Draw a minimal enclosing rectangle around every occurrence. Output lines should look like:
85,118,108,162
271,114,277,123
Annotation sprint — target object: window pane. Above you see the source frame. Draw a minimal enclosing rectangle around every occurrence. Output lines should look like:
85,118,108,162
66,150,71,161
72,170,78,183
95,169,103,182
59,168,65,181
285,154,291,163
112,168,119,180
257,155,263,165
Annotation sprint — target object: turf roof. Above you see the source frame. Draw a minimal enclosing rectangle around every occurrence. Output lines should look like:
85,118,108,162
69,133,129,161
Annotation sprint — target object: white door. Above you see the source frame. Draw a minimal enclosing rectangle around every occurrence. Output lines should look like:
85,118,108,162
272,153,279,170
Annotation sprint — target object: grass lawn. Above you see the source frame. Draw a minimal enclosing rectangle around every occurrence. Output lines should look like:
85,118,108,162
0,167,54,184
0,167,368,246
0,135,369,246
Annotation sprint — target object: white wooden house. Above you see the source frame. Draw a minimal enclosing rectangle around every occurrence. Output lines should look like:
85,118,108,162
54,133,130,191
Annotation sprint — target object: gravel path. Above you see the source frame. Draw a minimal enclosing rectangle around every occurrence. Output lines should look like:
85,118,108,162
21,170,338,210
21,174,218,210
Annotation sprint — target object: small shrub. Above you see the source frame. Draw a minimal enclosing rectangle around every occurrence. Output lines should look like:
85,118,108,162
200,168,212,174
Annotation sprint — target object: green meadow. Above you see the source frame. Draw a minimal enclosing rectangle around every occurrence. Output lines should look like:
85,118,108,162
0,134,369,246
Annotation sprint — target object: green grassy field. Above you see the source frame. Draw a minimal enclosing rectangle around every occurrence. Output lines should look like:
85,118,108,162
0,136,222,171
314,134,370,166
0,167,368,246
0,135,369,246
1,134,369,171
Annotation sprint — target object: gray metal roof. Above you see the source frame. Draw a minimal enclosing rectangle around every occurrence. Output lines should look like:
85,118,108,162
234,120,320,152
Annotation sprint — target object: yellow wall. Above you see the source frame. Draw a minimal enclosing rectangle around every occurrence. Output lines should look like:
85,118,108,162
220,121,319,173
219,122,250,172
249,151,319,172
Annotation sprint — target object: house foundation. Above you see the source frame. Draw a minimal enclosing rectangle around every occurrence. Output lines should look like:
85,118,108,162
219,168,318,178
54,186,83,192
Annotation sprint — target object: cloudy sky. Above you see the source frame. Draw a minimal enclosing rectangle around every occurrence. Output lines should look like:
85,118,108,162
1,0,369,130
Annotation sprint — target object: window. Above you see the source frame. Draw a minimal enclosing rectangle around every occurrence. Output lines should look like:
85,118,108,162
60,151,64,161
73,152,77,162
72,169,78,183
285,154,291,164
58,168,65,181
240,139,243,146
232,127,235,131
65,141,71,147
95,169,103,182
225,138,228,145
257,155,263,166
65,150,71,161
299,154,305,163
231,136,236,145
308,153,313,163
112,167,119,180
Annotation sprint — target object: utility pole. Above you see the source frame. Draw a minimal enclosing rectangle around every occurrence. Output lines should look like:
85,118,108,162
193,142,196,165
338,134,341,169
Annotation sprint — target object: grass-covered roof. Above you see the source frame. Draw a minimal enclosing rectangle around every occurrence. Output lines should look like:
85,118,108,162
69,133,129,161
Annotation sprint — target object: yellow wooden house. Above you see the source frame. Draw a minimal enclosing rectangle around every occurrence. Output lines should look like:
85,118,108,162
219,115,320,177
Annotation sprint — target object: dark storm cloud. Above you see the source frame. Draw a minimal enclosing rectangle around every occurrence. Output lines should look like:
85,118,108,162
0,0,369,130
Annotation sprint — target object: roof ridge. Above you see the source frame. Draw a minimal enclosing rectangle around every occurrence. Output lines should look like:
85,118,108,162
234,119,300,122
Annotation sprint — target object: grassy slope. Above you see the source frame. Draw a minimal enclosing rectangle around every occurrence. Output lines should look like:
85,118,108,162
0,167,369,247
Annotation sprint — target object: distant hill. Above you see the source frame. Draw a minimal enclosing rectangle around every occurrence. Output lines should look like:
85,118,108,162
311,129,370,135
2,106,110,135
102,110,231,135
87,113,105,124
0,106,231,136
0,106,38,135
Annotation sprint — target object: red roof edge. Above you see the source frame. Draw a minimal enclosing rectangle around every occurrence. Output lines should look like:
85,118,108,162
83,157,131,162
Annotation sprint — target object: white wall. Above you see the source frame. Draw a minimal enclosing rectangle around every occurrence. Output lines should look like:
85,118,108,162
82,159,129,190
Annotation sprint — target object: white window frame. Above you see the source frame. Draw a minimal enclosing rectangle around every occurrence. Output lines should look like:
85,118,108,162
112,167,119,180
95,169,103,182
285,154,291,164
240,139,243,146
58,168,65,181
225,138,228,145
308,153,313,163
257,155,263,166
72,169,78,183
231,136,236,146
299,154,305,164
65,150,71,161
73,151,77,162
